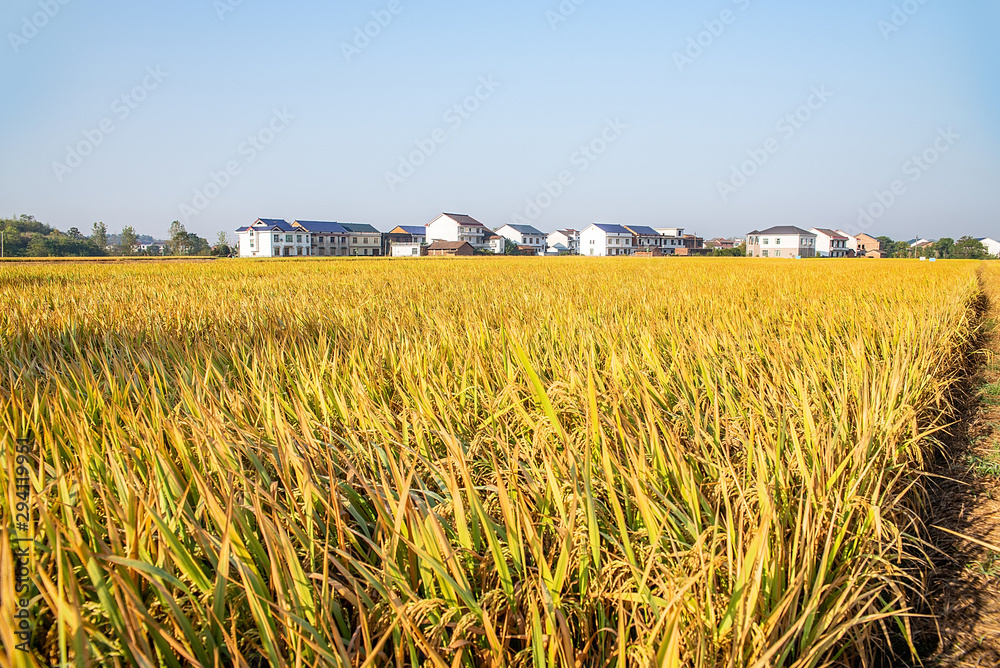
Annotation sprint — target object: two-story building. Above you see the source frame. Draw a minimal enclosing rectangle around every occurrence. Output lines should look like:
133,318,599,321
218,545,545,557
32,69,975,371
624,225,666,253
383,226,428,256
580,223,634,256
810,228,850,258
341,223,383,256
745,226,817,258
654,228,688,255
496,224,546,255
425,213,489,249
293,221,348,257
547,229,580,254
237,219,311,258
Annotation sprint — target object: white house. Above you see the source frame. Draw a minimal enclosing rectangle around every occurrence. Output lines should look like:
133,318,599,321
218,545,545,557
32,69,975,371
547,229,580,254
496,224,546,254
745,226,817,258
237,219,311,258
654,227,687,255
425,213,489,249
980,238,1000,257
810,228,850,258
485,233,505,254
390,242,422,257
581,223,633,256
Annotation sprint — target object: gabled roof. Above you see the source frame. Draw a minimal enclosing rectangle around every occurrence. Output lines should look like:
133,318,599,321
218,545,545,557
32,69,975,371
427,240,472,250
624,225,661,236
439,213,487,228
240,218,295,232
294,221,347,234
589,223,631,234
391,226,427,236
341,223,381,234
499,224,544,235
811,228,847,240
750,226,816,236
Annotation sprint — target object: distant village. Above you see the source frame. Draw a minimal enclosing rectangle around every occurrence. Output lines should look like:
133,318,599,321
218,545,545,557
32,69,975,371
2,214,996,260
235,215,1000,260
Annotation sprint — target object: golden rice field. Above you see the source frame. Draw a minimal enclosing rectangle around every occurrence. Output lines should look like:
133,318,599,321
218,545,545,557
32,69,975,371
0,258,992,667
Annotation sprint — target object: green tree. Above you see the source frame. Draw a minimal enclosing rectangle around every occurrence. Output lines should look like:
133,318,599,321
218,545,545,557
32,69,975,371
503,239,519,255
952,236,989,260
67,227,83,239
91,222,108,249
932,237,954,259
168,221,189,255
119,226,139,256
876,236,894,257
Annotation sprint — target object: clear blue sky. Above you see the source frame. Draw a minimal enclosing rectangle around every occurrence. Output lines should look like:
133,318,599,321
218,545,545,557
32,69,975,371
1,0,997,241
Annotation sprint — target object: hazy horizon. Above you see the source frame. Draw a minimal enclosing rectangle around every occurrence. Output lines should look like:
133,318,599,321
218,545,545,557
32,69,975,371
2,0,997,241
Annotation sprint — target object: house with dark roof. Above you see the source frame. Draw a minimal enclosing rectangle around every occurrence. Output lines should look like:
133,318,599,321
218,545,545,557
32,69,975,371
340,223,383,256
496,224,546,254
809,228,850,258
236,219,312,258
580,223,634,256
292,221,348,257
745,226,817,258
425,213,489,249
624,225,668,254
426,240,474,256
383,225,429,255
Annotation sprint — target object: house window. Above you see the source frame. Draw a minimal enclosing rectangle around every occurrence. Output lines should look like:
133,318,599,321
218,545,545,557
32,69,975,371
249,238,254,247
352,238,358,244
274,234,280,242
286,235,293,242
412,248,418,256
775,238,781,245
763,238,768,245
762,250,768,257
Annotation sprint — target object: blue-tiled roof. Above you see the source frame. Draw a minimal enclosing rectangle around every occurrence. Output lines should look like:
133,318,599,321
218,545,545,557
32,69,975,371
398,226,427,235
502,224,544,235
624,225,661,236
239,219,296,232
341,223,381,234
591,223,631,234
294,221,347,234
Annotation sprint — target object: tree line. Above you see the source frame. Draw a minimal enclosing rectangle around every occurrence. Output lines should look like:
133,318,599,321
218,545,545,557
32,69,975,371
875,235,995,260
0,215,232,258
